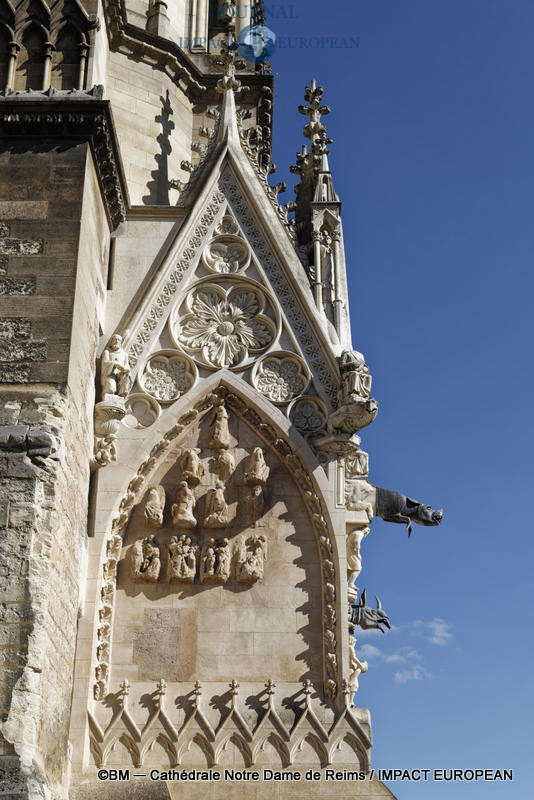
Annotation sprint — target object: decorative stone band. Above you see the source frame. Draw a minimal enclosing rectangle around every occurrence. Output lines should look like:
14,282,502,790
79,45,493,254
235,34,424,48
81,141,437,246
0,87,126,230
88,678,371,770
94,387,340,702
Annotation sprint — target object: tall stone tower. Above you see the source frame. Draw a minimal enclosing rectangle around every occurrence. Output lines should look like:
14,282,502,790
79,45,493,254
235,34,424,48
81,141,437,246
0,2,441,798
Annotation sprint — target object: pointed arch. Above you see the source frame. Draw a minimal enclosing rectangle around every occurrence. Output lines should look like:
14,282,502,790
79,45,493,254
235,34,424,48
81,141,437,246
329,732,368,770
14,21,46,89
140,732,177,766
252,732,290,767
215,732,252,767
91,377,341,704
290,732,328,767
178,733,215,766
50,19,79,88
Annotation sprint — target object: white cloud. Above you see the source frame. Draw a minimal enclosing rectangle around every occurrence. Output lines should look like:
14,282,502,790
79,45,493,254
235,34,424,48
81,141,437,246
427,618,453,646
358,643,382,659
410,618,453,646
394,666,431,684
385,648,422,663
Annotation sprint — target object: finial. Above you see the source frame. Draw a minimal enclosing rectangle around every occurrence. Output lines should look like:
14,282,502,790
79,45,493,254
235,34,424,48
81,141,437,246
341,678,352,710
157,678,166,695
229,678,240,695
216,37,241,95
119,679,130,707
302,678,313,709
193,680,202,707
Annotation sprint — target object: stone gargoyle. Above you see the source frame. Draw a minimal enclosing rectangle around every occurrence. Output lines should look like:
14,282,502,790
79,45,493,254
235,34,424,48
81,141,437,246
327,397,378,435
375,486,443,537
349,590,391,633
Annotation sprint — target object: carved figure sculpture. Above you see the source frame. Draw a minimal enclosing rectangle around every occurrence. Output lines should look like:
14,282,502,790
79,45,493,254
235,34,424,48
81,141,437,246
339,350,372,402
244,447,270,486
144,486,166,528
179,448,204,486
245,485,264,527
200,538,217,583
171,481,197,528
204,481,229,527
349,590,391,633
327,396,378,435
100,334,131,399
237,535,267,583
168,534,198,582
211,450,235,481
348,634,368,702
209,403,231,449
346,527,370,589
130,535,160,583
215,538,231,582
345,480,374,522
375,486,443,537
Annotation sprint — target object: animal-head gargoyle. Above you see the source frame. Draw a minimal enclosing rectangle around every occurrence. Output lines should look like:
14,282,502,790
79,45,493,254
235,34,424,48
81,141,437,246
349,590,391,633
375,487,443,537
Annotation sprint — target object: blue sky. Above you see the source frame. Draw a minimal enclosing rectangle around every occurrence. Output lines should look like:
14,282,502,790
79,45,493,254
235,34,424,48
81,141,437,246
266,1,533,798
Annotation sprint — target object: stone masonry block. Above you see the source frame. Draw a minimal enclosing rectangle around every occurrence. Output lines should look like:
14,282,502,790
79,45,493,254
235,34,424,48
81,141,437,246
0,277,36,295
0,319,31,339
0,239,43,256
0,222,9,236
0,341,46,362
0,201,48,219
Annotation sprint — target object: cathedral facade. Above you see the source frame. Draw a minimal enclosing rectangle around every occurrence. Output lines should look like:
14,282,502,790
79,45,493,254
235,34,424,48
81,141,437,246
0,2,442,797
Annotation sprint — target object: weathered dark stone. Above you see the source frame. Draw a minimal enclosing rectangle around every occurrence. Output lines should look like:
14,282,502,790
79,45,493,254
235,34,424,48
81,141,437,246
0,277,36,295
0,318,31,339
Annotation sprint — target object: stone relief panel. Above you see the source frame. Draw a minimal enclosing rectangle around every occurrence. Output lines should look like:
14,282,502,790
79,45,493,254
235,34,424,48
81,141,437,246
170,276,279,370
139,351,197,403
144,486,166,528
252,352,310,405
99,389,332,703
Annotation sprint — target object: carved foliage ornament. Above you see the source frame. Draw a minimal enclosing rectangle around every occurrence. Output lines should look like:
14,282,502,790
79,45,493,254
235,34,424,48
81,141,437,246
94,388,339,701
172,280,277,370
139,351,197,403
253,352,310,405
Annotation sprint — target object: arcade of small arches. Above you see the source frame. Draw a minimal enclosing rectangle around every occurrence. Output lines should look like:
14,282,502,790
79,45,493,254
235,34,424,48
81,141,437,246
0,0,95,92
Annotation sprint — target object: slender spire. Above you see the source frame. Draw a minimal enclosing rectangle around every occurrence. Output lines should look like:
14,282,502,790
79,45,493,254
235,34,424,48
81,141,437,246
291,79,338,247
215,37,243,147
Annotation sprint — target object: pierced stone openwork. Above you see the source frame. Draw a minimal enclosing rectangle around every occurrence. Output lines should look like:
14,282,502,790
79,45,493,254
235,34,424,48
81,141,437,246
171,277,279,370
202,235,251,274
252,352,310,405
123,394,160,429
138,351,197,403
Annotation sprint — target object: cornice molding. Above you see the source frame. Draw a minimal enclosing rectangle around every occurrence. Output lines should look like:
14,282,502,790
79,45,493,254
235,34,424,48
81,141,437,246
102,0,274,103
0,87,127,230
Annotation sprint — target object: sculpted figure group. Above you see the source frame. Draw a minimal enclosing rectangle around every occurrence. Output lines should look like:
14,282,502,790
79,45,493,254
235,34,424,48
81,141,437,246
129,418,271,586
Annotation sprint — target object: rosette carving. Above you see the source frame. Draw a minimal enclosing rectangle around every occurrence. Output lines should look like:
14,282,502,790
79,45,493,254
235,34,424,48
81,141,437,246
139,351,197,403
253,352,310,404
172,278,278,370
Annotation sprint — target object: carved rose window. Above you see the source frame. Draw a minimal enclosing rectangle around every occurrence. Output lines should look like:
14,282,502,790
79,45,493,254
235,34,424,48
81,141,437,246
139,352,197,403
254,354,310,404
175,282,277,369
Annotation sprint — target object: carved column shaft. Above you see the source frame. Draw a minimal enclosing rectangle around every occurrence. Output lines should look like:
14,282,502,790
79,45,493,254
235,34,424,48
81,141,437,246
312,230,323,310
42,42,54,91
6,42,19,90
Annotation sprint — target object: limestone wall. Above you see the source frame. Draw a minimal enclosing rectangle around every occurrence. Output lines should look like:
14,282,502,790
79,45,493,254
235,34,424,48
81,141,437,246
106,51,195,206
0,145,111,798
